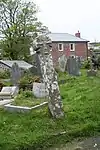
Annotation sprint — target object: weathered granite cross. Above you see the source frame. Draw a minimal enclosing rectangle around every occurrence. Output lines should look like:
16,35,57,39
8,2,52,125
34,39,64,119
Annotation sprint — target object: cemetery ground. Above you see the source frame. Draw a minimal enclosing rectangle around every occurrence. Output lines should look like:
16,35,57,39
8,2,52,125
11,90,47,107
0,69,100,149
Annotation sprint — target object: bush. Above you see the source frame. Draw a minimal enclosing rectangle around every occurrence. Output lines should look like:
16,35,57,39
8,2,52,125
0,70,10,79
82,60,90,69
19,90,33,98
19,75,41,90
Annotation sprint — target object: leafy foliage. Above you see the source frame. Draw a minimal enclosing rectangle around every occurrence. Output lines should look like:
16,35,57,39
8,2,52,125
18,72,41,90
0,70,10,79
0,0,49,61
82,60,90,69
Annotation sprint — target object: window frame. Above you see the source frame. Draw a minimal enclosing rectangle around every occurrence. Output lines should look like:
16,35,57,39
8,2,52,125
70,43,75,51
58,43,64,51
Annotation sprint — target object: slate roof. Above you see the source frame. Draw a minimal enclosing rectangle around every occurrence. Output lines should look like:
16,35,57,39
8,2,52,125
0,60,33,70
48,33,89,42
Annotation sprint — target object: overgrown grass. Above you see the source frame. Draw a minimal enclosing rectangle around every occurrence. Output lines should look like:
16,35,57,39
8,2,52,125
12,90,47,107
0,69,100,149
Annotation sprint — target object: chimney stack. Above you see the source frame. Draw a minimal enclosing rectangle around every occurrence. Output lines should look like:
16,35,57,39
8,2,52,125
75,31,80,38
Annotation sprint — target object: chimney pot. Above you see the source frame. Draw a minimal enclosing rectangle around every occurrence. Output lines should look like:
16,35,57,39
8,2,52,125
75,31,81,38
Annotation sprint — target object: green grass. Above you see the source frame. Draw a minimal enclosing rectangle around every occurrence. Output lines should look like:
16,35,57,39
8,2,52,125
0,69,100,149
12,90,47,107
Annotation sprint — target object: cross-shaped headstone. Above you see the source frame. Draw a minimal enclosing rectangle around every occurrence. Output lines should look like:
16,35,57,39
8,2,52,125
11,63,21,86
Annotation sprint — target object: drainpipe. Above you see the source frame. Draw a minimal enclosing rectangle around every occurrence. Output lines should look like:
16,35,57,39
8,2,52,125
86,42,88,60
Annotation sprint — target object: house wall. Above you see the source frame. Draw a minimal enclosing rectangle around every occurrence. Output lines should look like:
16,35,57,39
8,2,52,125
51,42,88,66
75,43,88,58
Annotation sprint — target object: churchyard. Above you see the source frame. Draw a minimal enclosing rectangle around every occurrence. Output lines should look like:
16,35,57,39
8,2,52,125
0,53,100,149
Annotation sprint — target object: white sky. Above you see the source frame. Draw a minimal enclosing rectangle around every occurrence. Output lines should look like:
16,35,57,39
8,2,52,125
34,0,100,42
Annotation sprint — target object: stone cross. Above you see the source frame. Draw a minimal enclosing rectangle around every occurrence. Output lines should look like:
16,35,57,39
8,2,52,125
11,63,21,86
35,42,64,119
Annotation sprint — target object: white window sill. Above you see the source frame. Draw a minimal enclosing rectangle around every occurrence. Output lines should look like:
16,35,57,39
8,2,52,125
70,50,75,52
58,49,63,51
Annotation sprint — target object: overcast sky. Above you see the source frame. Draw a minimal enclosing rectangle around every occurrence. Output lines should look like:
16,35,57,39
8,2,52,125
34,0,100,42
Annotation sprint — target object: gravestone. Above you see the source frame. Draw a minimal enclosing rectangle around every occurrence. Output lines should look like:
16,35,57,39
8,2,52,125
11,63,21,85
58,54,67,72
67,57,81,76
33,82,49,98
34,41,64,119
77,56,81,69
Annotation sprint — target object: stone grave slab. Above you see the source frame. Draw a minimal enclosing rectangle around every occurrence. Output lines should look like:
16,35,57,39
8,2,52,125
0,86,19,100
0,99,14,106
4,102,48,113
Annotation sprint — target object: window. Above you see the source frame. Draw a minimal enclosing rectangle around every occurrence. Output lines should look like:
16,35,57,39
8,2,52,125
58,43,63,51
70,43,75,51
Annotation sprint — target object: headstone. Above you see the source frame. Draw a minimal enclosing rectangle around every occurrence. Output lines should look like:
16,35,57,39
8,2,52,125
67,57,81,76
33,82,49,98
58,55,67,72
11,63,21,85
77,56,81,69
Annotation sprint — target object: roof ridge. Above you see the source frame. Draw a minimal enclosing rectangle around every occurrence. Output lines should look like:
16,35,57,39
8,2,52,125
49,32,89,42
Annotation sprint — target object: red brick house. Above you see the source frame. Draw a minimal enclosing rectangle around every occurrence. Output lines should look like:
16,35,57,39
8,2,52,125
48,31,89,65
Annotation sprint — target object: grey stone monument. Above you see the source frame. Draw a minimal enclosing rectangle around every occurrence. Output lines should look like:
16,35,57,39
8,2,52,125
11,63,21,85
34,41,64,119
77,56,81,69
58,54,67,72
67,57,81,76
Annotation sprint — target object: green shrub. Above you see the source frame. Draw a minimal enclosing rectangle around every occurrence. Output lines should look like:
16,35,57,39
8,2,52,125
19,74,41,90
0,70,10,79
82,60,90,69
19,90,33,98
